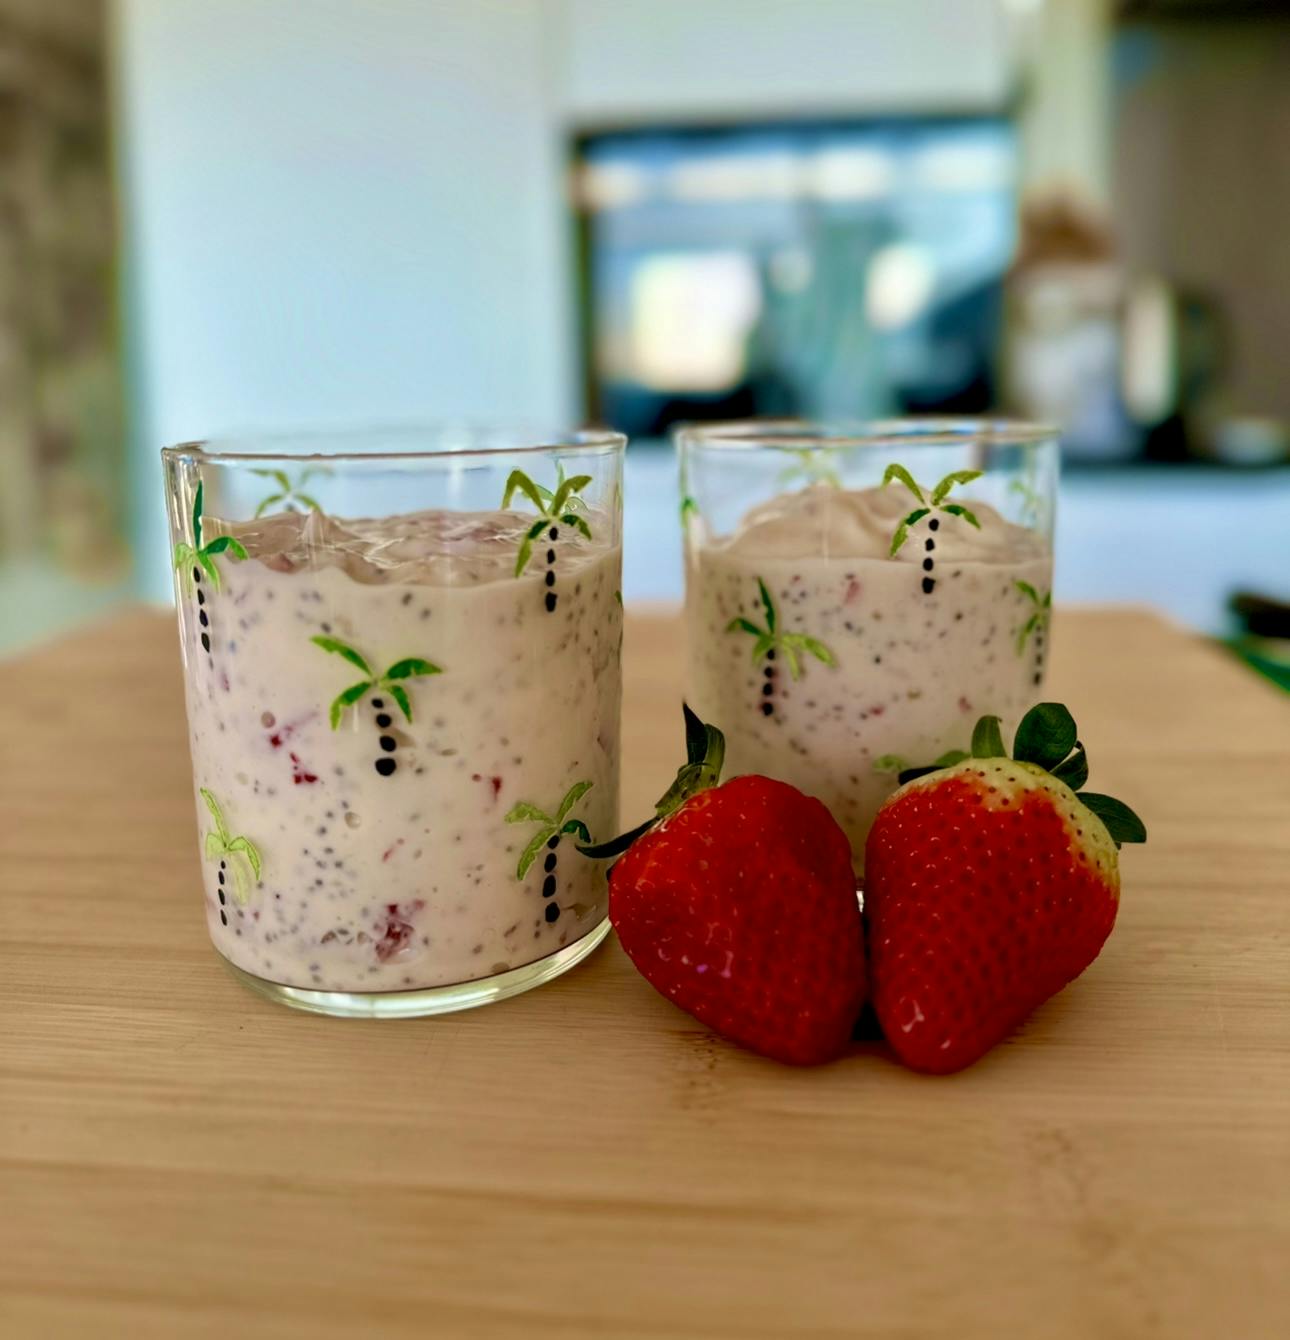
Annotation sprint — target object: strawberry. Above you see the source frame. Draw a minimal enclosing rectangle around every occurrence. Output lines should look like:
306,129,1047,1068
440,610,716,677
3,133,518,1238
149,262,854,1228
865,704,1146,1075
581,706,866,1065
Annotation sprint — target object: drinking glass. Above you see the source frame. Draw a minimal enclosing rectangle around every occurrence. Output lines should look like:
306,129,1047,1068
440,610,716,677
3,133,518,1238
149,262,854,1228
162,425,625,1016
677,418,1057,864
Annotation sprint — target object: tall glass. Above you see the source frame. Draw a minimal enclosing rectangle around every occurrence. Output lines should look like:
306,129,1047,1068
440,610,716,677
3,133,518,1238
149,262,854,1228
162,426,625,1016
678,419,1057,865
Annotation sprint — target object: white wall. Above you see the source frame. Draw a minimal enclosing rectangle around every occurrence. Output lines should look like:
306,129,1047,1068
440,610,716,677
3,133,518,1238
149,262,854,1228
558,0,1009,124
114,0,571,598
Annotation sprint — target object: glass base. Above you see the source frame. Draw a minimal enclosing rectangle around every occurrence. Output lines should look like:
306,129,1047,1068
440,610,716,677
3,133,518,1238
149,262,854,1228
221,917,611,1019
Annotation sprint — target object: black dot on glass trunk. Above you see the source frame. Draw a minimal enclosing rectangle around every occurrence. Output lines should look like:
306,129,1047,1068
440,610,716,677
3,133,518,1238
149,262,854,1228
193,567,202,583
762,683,773,697
761,702,774,716
928,518,939,531
375,713,392,728
922,578,936,594
201,632,211,652
378,736,397,752
217,869,225,885
544,853,557,873
924,538,935,552
219,860,226,870
545,571,555,587
766,648,776,661
545,592,557,613
542,875,557,898
922,558,934,572
763,666,774,679
199,609,209,626
546,549,556,564
218,889,225,906
375,757,397,777
548,527,558,541
547,835,559,850
544,903,560,923
371,698,384,709
196,588,206,605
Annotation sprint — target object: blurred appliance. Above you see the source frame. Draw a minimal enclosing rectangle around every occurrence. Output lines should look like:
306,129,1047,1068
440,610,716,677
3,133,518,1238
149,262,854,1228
575,118,1019,440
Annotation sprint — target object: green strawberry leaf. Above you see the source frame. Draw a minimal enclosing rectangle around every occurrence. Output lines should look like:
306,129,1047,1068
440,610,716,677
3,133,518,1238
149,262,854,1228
505,802,551,825
895,749,971,784
329,680,373,729
578,815,654,861
1013,702,1077,770
881,463,925,503
930,469,983,504
557,780,593,820
971,715,1006,759
727,617,762,637
757,577,776,632
383,657,441,682
683,702,709,764
940,503,981,530
1051,743,1089,791
386,683,412,723
1079,792,1147,846
312,636,373,675
873,754,907,774
502,469,545,511
516,827,553,880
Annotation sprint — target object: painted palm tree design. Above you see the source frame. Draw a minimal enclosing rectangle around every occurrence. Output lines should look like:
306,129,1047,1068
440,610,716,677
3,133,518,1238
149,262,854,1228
311,636,442,727
251,465,331,517
1015,581,1053,653
728,578,835,716
505,783,595,925
882,463,984,596
200,788,263,906
778,448,842,489
172,481,248,594
501,467,594,577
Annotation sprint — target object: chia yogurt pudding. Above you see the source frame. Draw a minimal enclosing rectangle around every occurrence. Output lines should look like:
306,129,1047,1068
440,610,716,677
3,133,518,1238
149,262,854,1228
171,495,622,995
686,481,1053,861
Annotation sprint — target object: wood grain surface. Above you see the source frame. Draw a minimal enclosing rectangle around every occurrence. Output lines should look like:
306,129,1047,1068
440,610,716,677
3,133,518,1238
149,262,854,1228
2,606,1288,1339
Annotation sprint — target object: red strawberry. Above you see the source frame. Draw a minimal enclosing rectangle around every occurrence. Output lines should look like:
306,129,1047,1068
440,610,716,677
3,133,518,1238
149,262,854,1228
865,704,1146,1074
583,707,865,1065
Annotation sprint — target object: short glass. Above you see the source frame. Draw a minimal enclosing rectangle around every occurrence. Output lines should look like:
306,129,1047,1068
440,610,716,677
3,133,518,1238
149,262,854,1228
678,419,1057,864
162,426,625,1017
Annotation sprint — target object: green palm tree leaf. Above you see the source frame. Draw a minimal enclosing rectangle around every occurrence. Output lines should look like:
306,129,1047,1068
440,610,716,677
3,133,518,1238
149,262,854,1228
227,835,262,883
253,492,287,518
941,503,981,530
757,577,777,632
727,617,762,637
930,469,983,504
311,636,373,675
516,826,554,880
329,680,373,729
502,469,546,511
196,549,221,592
560,513,593,540
192,480,204,546
780,639,803,680
560,818,591,842
293,492,322,512
551,473,592,514
505,802,552,824
383,657,442,682
557,780,593,820
680,495,698,522
1014,580,1040,604
881,463,924,503
203,535,248,560
386,683,412,723
200,787,229,840
515,535,536,577
204,830,227,861
298,465,332,488
1016,613,1040,653
227,858,251,905
889,508,931,556
873,754,907,774
751,633,775,663
796,635,836,667
252,468,292,491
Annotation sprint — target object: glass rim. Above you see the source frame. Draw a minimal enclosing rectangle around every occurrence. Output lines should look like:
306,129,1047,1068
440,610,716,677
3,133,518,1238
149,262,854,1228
160,423,626,466
675,416,1058,452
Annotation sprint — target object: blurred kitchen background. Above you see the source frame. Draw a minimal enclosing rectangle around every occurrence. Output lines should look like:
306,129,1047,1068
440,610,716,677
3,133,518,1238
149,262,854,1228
2,0,1288,676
